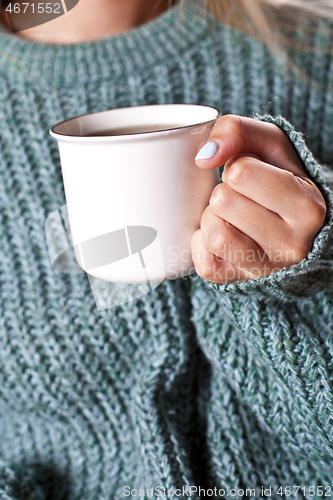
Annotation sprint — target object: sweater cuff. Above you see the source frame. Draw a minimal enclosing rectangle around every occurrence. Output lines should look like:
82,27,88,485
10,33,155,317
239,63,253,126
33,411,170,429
199,114,333,301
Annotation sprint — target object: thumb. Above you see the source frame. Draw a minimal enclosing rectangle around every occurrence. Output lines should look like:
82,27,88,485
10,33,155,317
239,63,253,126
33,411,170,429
194,114,304,174
195,141,219,166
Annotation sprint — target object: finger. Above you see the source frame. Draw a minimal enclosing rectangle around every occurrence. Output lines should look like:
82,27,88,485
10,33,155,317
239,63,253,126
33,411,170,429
199,205,275,274
207,183,308,263
191,228,255,284
221,153,326,223
195,114,305,176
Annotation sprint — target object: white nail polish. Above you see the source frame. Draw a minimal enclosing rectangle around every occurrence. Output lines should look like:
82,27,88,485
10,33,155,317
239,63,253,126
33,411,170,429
195,141,218,161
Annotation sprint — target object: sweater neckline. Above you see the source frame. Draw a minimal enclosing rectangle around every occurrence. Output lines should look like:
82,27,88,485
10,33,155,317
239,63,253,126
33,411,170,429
0,0,212,88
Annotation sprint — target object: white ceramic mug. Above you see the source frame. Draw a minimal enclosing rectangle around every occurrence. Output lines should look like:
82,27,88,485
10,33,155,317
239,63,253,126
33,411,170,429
49,104,220,284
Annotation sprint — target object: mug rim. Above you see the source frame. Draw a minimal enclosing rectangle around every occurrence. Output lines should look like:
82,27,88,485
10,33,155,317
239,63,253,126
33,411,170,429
49,103,221,142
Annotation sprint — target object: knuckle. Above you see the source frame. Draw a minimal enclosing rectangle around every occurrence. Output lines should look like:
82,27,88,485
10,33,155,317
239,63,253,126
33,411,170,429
206,221,235,258
216,114,245,150
201,204,212,220
207,229,226,255
222,114,243,132
270,229,309,265
224,155,249,185
210,183,233,210
194,256,214,281
284,169,297,182
200,205,215,230
191,237,212,280
283,239,310,264
196,265,213,281
210,182,224,200
308,194,327,227
292,241,311,263
296,186,327,229
268,123,290,148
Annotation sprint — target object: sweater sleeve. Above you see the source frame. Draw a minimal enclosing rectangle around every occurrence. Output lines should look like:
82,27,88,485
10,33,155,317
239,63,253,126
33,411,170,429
200,113,333,302
190,117,333,467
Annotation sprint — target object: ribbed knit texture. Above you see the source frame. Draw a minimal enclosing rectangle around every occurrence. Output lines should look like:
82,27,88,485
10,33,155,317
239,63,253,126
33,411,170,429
1,1,333,499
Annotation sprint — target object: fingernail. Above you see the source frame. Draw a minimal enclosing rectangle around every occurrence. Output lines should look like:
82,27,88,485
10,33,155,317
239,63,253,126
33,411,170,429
195,141,218,161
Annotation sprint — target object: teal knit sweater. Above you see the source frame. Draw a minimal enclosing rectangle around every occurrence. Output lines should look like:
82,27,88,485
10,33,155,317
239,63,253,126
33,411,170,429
1,1,333,499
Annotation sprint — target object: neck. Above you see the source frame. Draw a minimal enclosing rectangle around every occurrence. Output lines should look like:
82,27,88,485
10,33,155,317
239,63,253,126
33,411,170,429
0,0,176,44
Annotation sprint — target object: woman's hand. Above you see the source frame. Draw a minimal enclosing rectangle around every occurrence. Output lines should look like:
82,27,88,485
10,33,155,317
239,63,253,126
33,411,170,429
191,115,327,284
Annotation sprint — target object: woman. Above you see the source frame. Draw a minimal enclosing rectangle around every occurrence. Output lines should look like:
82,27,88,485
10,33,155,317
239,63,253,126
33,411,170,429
0,0,332,498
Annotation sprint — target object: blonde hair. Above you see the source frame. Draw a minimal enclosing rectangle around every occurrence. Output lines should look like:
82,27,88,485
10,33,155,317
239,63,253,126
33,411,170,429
203,0,333,55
